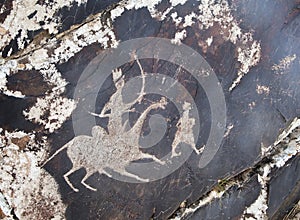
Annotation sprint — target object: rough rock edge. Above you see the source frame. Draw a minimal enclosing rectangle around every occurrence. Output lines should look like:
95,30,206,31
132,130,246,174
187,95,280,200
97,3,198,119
170,118,300,219
285,200,300,220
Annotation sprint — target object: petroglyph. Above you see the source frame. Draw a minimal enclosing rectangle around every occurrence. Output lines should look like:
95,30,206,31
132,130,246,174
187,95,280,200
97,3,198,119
43,59,199,192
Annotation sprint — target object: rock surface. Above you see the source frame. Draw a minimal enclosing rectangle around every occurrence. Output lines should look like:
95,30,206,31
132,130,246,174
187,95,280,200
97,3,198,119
0,0,299,219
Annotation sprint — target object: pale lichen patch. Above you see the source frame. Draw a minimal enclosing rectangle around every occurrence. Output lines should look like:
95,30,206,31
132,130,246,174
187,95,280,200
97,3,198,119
20,63,76,133
28,48,50,69
244,118,300,219
256,85,270,95
0,193,10,218
0,0,89,54
0,130,66,219
171,12,183,26
0,59,25,98
169,0,188,7
171,30,187,45
229,41,261,91
107,0,188,24
228,22,242,44
237,41,261,72
24,95,76,133
140,0,262,92
243,166,270,219
274,118,300,146
272,139,299,168
0,0,121,132
205,36,213,47
0,26,7,36
183,12,196,27
1,3,120,133
272,54,297,74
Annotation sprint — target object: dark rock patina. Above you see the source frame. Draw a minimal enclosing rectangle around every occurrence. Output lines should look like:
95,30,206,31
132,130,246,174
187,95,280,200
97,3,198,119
0,0,299,219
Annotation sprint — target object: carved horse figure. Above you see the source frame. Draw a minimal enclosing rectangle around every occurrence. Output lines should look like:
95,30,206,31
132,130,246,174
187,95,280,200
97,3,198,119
42,58,199,192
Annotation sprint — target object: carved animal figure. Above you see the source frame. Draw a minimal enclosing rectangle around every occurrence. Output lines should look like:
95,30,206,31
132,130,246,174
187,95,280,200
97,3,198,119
42,58,199,192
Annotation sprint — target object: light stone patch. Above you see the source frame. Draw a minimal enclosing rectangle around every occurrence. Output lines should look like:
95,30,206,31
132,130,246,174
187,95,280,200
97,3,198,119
243,166,270,219
244,118,300,219
229,41,261,91
0,59,25,98
183,12,196,27
0,0,89,54
0,130,66,219
272,54,297,74
206,36,213,47
171,30,187,45
154,0,262,92
24,95,76,133
1,2,120,133
256,85,270,95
